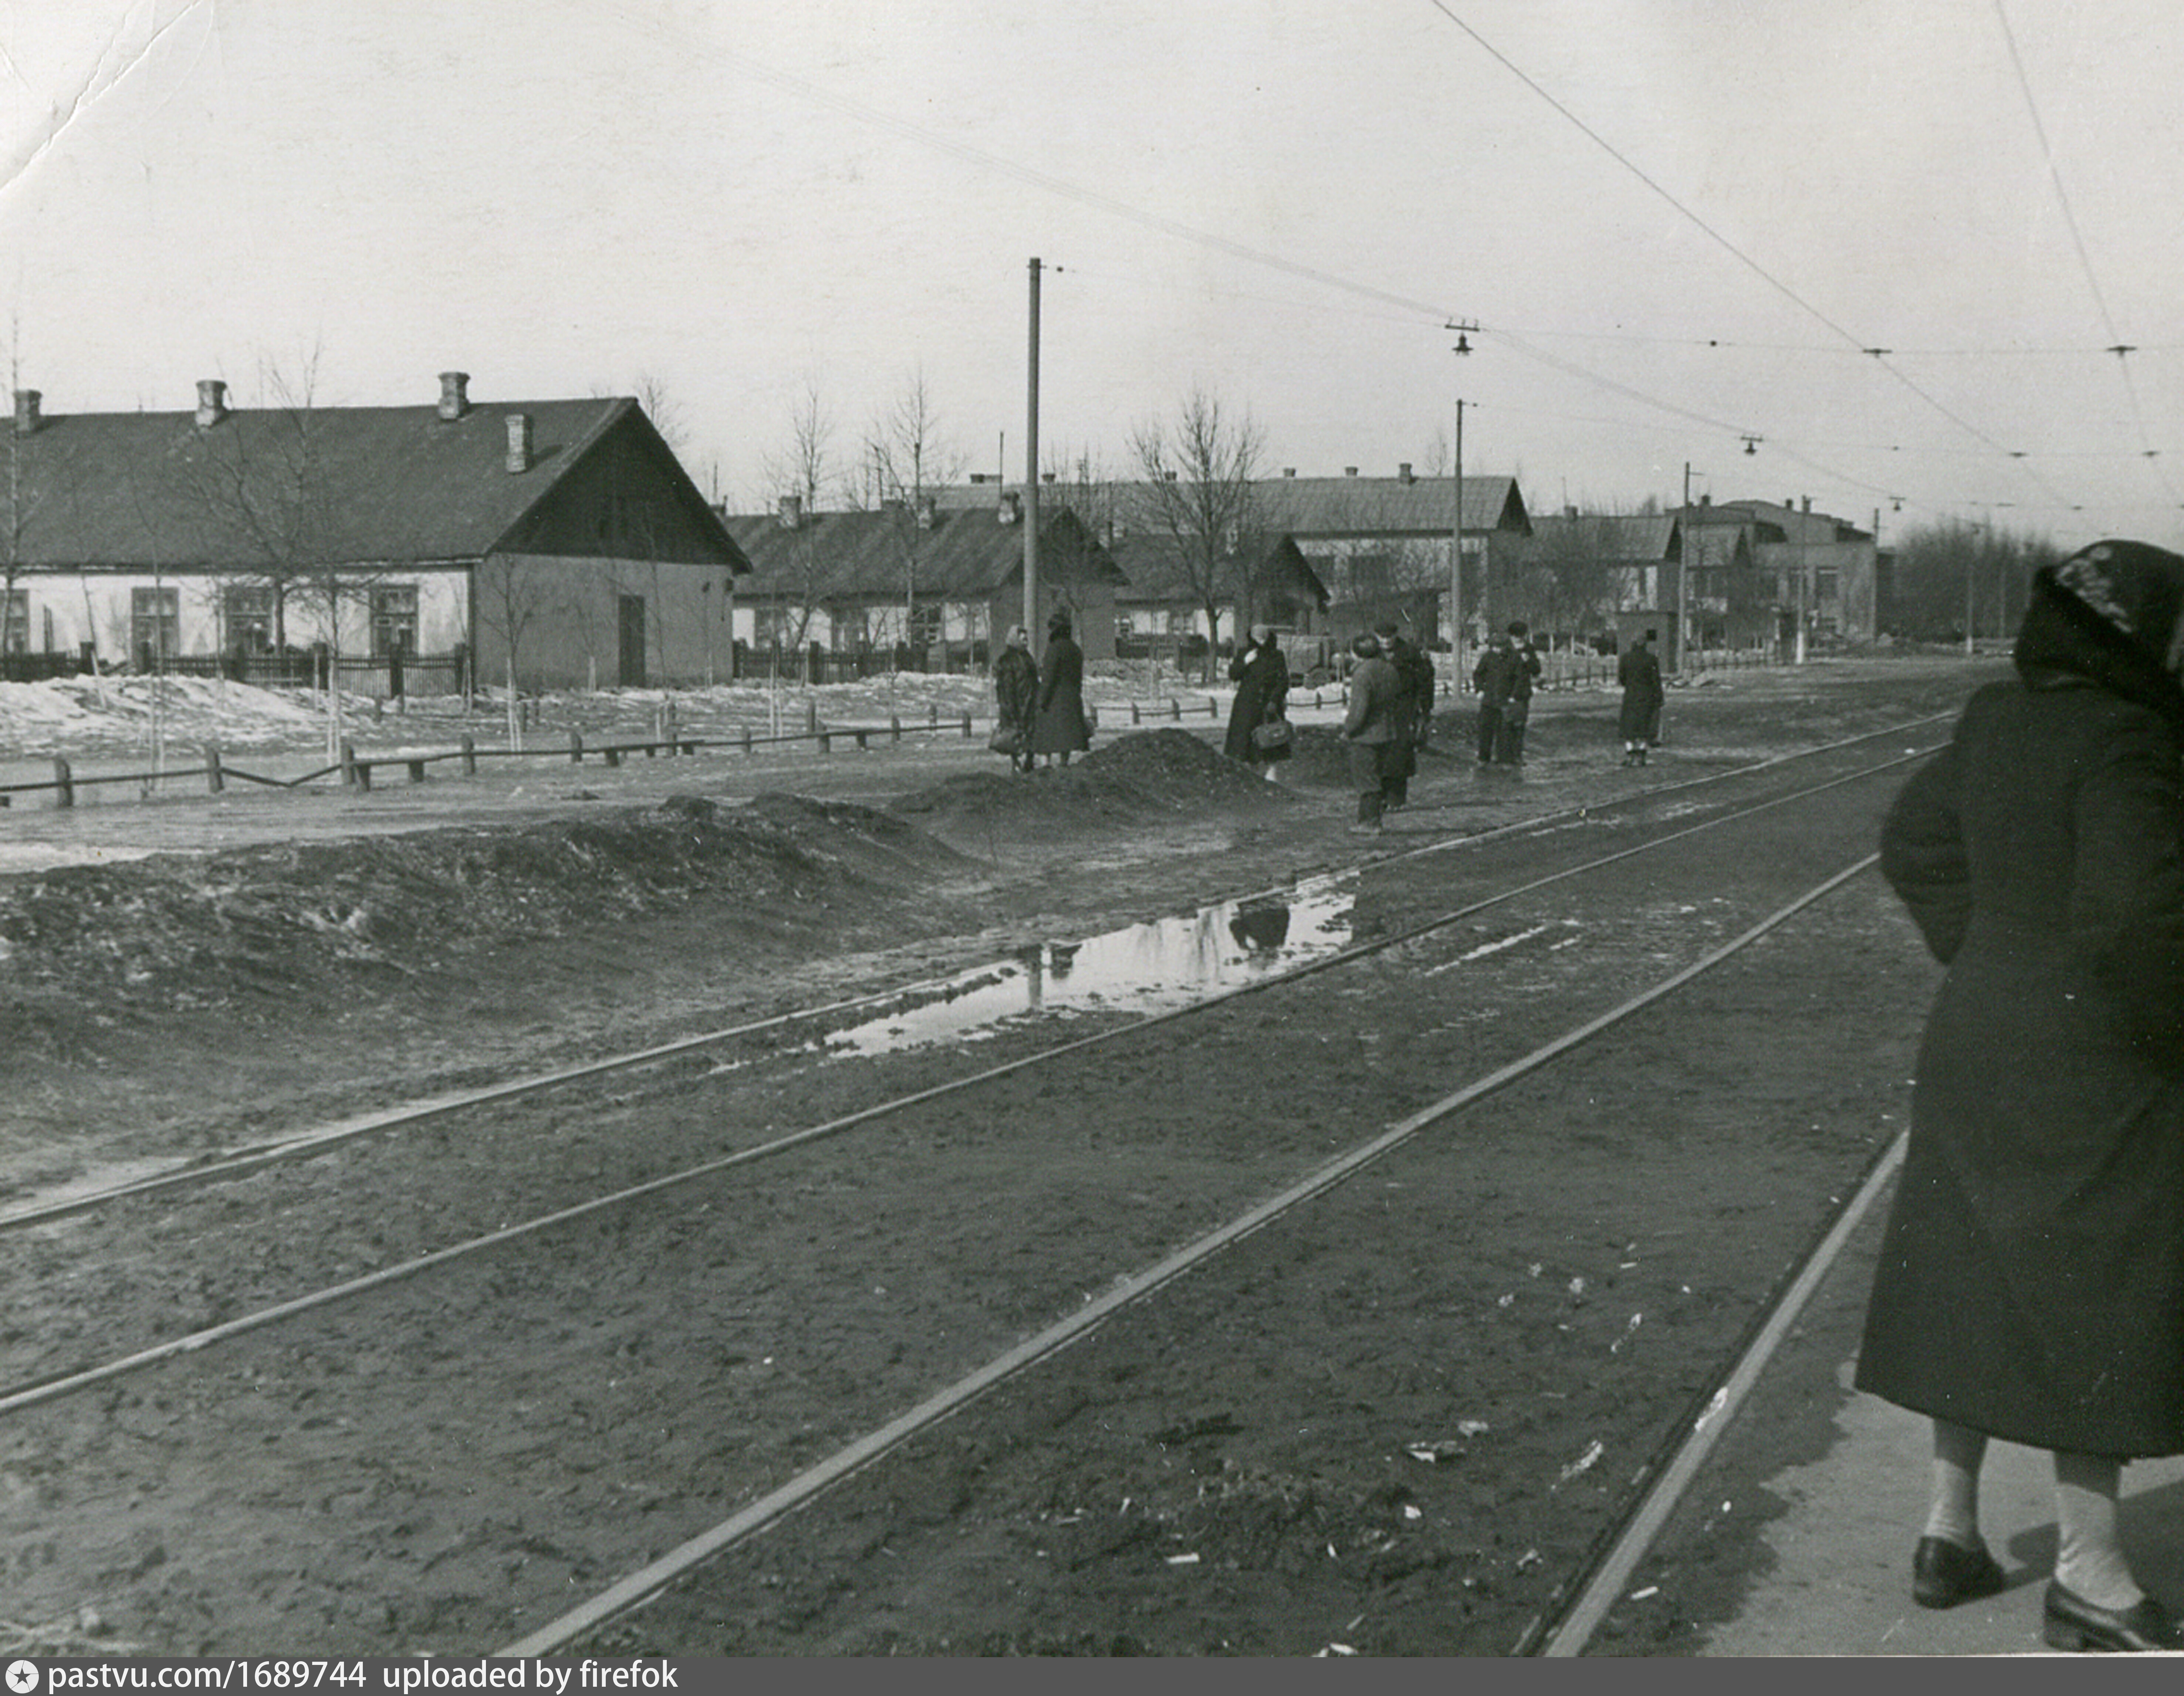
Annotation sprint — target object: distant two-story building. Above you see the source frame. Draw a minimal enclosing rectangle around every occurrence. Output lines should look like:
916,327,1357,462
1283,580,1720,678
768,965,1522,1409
1710,498,1880,646
0,373,748,693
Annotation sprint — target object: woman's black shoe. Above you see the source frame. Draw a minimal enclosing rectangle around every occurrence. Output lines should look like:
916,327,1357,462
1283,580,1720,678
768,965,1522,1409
1911,1536,2006,1609
2042,1582,2184,1652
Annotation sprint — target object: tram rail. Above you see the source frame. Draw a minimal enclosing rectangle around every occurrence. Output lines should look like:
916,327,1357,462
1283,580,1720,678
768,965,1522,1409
0,713,1950,1238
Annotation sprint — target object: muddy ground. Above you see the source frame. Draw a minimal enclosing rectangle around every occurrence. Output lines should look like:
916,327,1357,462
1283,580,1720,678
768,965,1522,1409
0,660,1993,1655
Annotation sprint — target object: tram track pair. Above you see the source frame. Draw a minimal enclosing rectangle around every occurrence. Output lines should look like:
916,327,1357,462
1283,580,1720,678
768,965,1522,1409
5,724,1949,1655
0,740,1943,1423
0,713,1953,1240
497,854,1889,1657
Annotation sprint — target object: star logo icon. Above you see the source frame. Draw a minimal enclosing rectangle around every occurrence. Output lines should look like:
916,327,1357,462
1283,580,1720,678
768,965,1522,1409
7,1662,40,1695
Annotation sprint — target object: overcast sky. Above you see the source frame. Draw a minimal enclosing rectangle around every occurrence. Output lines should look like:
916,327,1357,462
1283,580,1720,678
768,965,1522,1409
3,1,2180,551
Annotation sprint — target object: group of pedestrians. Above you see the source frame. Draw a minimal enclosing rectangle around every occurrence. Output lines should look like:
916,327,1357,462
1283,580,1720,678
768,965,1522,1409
996,611,1671,797
990,611,1091,774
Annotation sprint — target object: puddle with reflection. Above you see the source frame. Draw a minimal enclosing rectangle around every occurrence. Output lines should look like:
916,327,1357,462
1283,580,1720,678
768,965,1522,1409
815,872,1360,1057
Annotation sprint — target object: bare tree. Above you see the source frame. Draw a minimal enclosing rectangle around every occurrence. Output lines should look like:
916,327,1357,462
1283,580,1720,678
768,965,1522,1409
632,372,687,457
1521,510,1627,639
472,554,556,694
1884,516,2058,642
755,377,844,653
862,370,965,653
0,324,34,666
170,351,393,757
1129,387,1265,682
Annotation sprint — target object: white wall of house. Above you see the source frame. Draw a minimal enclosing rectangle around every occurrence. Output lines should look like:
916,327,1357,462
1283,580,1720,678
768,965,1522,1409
9,568,469,665
731,597,993,651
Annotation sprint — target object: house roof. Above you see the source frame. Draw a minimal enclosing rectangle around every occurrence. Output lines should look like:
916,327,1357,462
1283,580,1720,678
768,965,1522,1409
723,502,1126,600
1251,473,1530,539
931,473,1531,539
0,394,747,571
1525,512,1680,562
1107,532,1329,606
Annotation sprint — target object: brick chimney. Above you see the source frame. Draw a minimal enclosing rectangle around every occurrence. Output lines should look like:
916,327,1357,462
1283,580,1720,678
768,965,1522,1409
12,390,39,435
195,379,228,428
438,371,470,420
504,412,533,473
1399,462,1414,484
778,493,804,529
1344,466,1358,477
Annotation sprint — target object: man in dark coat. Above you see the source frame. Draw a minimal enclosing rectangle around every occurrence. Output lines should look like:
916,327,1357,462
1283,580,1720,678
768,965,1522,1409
1617,629,1663,765
993,624,1039,774
1858,541,2184,1651
1224,623,1291,775
1030,610,1090,768
1373,619,1433,807
1472,632,1514,765
1340,632,1400,834
1495,620,1542,764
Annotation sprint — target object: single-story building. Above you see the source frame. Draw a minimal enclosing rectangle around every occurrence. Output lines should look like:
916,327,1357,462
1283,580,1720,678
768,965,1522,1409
0,373,748,693
1105,531,1329,651
722,489,1126,665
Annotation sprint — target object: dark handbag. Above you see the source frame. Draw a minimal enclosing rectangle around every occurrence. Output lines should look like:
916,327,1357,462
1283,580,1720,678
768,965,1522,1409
988,725,1022,754
1250,716,1294,751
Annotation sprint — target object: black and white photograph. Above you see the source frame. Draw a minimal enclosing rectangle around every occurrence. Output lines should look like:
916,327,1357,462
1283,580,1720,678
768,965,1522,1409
2,0,2181,1659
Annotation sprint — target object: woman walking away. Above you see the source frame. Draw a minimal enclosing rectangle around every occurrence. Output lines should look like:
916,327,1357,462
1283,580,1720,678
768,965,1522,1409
1340,632,1400,834
993,625,1039,774
1030,609,1090,770
1225,624,1291,779
1858,540,2184,1652
1617,628,1663,765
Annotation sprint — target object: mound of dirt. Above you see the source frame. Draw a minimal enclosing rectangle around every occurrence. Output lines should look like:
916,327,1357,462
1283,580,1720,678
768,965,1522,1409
891,727,1301,842
0,793,971,1037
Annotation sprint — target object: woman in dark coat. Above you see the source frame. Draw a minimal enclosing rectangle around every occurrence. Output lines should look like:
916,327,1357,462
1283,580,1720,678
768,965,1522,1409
1030,610,1089,768
1617,630,1663,765
992,624,1039,774
1224,623,1291,774
1859,540,2184,1652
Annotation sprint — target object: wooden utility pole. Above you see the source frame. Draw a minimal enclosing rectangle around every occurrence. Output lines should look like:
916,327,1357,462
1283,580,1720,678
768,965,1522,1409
1451,397,1465,671
1678,462,1693,674
1024,257,1041,636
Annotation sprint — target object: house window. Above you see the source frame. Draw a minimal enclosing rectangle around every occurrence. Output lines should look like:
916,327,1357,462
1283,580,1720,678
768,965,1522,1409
1815,568,1839,604
907,604,941,647
131,586,179,669
223,585,274,653
1115,614,1136,639
371,584,419,657
1,589,26,654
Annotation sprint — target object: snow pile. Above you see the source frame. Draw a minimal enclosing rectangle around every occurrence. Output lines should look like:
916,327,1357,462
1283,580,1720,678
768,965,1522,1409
0,669,1243,760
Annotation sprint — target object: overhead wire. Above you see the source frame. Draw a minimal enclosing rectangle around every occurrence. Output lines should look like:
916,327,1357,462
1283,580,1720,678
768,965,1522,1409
1992,0,2183,509
679,16,2126,529
1420,0,2083,515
